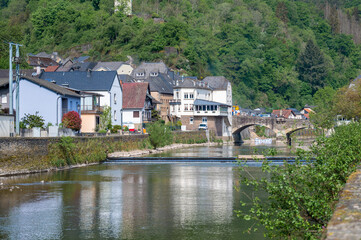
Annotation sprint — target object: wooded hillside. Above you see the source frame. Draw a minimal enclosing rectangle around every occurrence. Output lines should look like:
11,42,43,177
1,0,361,109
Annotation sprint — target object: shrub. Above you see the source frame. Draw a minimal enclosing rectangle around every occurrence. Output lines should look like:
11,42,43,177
147,120,173,149
237,122,361,239
21,112,45,128
111,125,122,133
62,111,82,131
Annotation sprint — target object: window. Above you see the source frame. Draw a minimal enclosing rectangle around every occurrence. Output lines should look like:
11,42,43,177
178,105,180,111
1,94,7,104
133,111,140,118
114,93,117,104
70,101,73,109
176,91,179,99
189,93,194,99
184,104,188,111
202,117,207,123
184,93,188,99
114,110,117,121
150,72,158,77
136,72,144,77
190,117,194,124
190,104,194,111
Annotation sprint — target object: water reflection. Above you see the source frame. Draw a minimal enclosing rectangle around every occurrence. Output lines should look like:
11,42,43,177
0,163,265,239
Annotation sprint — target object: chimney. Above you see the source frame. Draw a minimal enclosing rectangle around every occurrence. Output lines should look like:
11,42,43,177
87,69,91,78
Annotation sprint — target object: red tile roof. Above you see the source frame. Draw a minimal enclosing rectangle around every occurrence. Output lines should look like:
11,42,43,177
44,65,59,72
123,82,149,109
272,109,293,118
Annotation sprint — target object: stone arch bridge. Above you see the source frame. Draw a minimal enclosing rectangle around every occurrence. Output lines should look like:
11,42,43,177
232,116,313,145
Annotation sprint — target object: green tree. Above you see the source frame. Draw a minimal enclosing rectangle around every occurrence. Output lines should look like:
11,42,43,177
99,106,112,131
147,120,172,149
298,40,328,94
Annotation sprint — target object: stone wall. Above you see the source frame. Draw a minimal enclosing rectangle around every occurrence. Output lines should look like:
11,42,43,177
0,135,148,159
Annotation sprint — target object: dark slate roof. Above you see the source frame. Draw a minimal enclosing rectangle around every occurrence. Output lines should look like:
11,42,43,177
22,76,80,97
123,82,149,109
145,73,174,94
132,61,169,79
56,59,73,72
39,71,117,91
118,74,134,83
0,69,37,82
202,76,229,90
73,56,90,63
0,78,8,88
27,56,58,67
174,78,212,90
93,62,127,71
70,62,97,72
194,99,231,106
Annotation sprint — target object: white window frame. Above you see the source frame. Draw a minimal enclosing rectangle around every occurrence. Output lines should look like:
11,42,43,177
184,93,188,99
114,93,117,104
114,110,117,121
190,117,194,124
1,94,7,104
202,117,207,123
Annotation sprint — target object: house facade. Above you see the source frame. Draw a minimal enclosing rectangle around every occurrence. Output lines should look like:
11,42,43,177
170,78,232,137
122,82,154,131
40,71,123,131
17,76,81,126
93,62,133,75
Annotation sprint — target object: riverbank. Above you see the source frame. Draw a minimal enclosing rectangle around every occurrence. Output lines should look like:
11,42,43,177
0,131,210,177
108,142,222,158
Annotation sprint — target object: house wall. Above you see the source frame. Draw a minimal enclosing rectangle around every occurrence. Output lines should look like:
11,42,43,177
81,114,97,133
66,96,81,115
90,91,110,107
117,64,133,75
0,88,9,110
180,115,223,136
18,79,60,125
123,108,143,129
110,76,122,126
0,115,14,137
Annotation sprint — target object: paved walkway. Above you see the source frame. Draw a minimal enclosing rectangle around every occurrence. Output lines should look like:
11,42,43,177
327,168,361,239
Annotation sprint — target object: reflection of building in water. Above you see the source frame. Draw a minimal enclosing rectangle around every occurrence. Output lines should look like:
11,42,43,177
7,194,63,239
121,166,149,239
170,166,234,225
79,182,97,237
98,169,123,238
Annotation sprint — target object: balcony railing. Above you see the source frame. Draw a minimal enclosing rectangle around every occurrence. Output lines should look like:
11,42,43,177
81,105,103,112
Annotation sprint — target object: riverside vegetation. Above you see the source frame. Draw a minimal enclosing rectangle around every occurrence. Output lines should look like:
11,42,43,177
237,122,361,239
2,0,361,109
0,121,211,174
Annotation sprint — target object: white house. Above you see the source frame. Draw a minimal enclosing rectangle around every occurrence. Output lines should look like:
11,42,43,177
122,82,155,131
170,77,232,137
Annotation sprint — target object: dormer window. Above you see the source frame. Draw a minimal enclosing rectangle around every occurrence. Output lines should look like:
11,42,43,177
136,72,145,77
150,72,158,77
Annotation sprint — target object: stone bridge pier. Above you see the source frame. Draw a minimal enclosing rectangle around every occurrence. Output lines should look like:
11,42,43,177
232,116,313,145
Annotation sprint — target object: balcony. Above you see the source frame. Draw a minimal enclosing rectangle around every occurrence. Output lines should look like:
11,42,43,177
169,99,181,105
81,105,104,113
193,109,228,116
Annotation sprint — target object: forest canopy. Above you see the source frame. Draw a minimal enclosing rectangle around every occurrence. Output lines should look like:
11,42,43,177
1,0,361,109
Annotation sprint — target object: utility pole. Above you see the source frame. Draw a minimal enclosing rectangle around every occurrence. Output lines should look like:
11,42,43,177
8,43,13,115
15,44,21,135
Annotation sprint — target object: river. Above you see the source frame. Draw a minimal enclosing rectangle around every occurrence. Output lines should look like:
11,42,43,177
0,143,303,239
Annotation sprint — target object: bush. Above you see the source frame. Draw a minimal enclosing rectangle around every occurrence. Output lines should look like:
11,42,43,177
21,112,45,128
147,120,173,149
62,111,82,131
237,122,361,239
111,125,122,133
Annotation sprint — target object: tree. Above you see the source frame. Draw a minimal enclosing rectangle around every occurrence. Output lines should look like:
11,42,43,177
298,40,328,94
310,86,337,130
276,2,289,24
147,120,172,149
99,106,112,131
62,111,82,131
333,78,361,119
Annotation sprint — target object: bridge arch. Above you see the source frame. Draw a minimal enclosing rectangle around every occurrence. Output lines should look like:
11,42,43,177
232,123,278,144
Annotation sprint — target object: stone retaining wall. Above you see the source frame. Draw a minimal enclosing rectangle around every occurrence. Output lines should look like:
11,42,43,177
326,168,361,239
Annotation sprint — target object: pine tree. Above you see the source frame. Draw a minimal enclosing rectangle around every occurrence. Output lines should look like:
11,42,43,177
298,40,327,94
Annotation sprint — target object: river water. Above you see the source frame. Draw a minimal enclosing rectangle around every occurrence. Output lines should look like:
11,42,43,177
0,143,301,240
